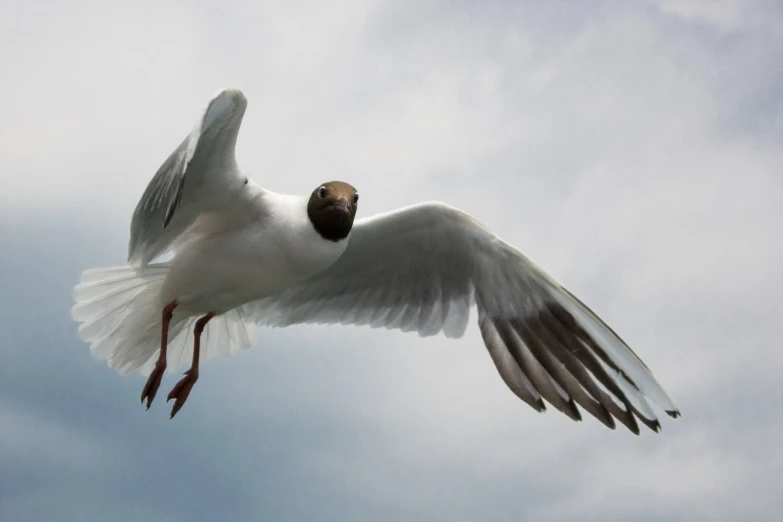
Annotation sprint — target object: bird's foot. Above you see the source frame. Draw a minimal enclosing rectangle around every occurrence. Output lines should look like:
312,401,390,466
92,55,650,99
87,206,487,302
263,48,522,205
166,368,199,419
140,360,167,410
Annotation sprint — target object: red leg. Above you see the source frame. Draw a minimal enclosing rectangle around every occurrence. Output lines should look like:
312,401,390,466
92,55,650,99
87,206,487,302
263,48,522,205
167,312,214,419
140,300,178,409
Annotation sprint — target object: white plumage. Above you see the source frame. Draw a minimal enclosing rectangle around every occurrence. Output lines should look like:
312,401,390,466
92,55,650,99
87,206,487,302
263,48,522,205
71,88,680,432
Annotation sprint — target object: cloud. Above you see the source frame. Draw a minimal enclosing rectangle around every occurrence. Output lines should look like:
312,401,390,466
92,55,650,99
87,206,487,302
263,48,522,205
1,0,781,520
654,0,746,32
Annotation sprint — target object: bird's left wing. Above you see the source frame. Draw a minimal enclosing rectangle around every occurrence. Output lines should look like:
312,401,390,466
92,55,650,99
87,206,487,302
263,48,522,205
243,202,680,434
128,89,250,266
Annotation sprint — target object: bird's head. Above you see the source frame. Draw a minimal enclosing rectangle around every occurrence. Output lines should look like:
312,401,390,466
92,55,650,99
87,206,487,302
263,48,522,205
307,181,359,242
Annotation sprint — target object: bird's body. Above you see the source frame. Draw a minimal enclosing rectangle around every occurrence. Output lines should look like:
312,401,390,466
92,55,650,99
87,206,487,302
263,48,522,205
72,88,681,432
160,189,349,316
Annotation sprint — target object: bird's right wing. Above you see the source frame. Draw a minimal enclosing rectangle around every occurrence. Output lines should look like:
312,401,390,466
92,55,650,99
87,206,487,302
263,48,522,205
243,202,680,434
128,89,250,266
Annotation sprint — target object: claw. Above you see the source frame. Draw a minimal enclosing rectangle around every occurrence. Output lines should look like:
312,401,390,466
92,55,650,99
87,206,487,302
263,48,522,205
167,368,199,419
140,301,178,411
140,361,166,410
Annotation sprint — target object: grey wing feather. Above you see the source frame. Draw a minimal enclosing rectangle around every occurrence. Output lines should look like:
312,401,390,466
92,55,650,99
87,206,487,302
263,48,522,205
134,130,197,233
160,137,192,228
244,202,680,433
127,89,248,266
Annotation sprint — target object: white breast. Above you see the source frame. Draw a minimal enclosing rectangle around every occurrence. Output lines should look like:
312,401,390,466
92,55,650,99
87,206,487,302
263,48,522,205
162,190,350,315
263,192,350,275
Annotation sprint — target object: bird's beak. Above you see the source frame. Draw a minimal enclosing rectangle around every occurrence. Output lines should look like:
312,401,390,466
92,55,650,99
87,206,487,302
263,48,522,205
331,198,351,214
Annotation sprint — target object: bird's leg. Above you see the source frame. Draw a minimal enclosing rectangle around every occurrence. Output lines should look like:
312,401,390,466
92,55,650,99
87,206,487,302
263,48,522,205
167,312,214,419
141,300,178,409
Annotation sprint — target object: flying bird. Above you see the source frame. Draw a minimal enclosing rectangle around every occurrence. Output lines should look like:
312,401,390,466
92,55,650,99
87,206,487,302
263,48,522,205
71,88,680,433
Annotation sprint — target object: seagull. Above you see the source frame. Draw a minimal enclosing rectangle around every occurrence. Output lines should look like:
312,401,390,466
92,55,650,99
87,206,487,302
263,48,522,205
71,88,680,432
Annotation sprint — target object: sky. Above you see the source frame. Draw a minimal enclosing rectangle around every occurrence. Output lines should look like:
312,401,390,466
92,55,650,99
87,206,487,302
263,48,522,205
1,0,782,520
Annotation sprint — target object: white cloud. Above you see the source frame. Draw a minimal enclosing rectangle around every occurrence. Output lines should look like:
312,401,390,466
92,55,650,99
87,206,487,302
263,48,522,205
655,0,746,31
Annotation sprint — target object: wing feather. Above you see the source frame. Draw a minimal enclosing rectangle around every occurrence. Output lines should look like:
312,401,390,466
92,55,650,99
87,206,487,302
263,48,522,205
513,317,615,429
478,308,546,412
127,89,250,266
245,201,679,433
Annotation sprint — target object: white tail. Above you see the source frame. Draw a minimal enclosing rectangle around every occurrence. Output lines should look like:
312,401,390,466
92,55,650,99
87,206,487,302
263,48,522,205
71,264,255,376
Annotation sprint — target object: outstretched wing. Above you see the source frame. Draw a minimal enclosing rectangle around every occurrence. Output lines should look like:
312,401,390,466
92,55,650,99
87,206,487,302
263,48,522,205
128,88,250,266
243,202,680,434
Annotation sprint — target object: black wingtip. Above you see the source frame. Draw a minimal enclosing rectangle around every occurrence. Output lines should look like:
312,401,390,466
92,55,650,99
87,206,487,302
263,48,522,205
536,399,547,413
163,208,175,229
566,399,582,422
624,414,641,436
666,409,681,419
163,188,184,228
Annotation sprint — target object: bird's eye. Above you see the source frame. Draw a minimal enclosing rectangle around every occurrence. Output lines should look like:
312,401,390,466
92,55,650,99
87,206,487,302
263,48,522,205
318,186,327,198
352,193,359,204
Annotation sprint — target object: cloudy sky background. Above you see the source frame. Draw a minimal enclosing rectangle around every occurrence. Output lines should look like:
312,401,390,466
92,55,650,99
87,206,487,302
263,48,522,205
1,0,782,520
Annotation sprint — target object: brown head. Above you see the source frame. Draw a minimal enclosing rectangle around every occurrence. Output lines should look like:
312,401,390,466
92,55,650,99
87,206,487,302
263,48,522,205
307,181,359,241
